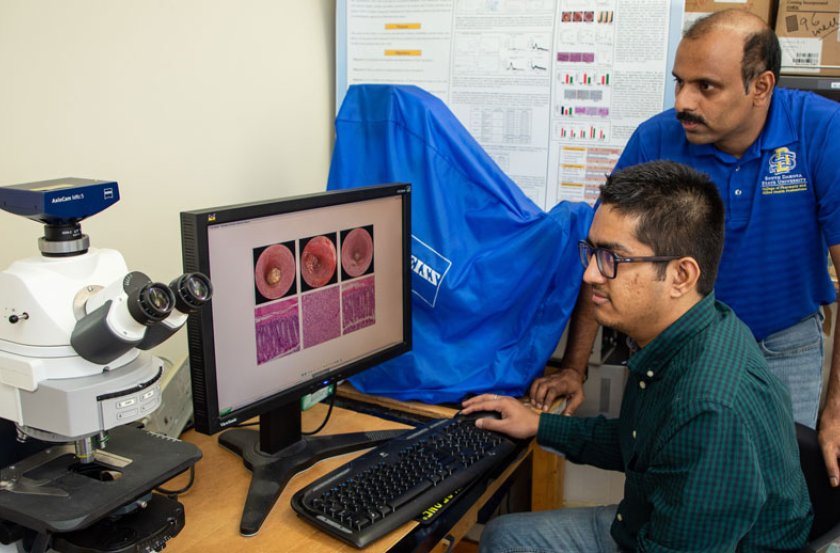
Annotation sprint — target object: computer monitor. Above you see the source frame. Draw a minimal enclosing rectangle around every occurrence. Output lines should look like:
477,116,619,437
778,75,840,104
179,183,412,536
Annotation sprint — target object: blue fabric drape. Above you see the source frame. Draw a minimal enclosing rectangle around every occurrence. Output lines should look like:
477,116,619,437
329,84,593,403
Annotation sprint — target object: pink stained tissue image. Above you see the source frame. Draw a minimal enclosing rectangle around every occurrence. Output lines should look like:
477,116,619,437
342,275,375,334
255,297,300,364
302,286,341,348
255,244,296,299
301,236,337,288
341,227,373,278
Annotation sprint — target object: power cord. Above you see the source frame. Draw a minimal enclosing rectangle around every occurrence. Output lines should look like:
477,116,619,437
302,391,336,435
154,465,196,498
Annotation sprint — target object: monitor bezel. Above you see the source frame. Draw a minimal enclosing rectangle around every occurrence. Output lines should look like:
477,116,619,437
180,183,412,435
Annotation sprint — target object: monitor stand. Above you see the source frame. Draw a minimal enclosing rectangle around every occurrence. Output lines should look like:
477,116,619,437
218,401,406,536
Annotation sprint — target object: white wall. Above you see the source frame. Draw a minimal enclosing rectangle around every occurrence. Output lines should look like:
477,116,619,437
0,1,337,367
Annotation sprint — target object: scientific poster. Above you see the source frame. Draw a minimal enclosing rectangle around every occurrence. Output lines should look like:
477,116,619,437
337,0,683,209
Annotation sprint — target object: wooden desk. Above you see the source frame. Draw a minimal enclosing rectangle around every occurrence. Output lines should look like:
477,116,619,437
166,402,533,552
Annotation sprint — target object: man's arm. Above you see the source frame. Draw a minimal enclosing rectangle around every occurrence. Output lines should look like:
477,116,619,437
462,392,624,471
529,283,599,414
819,243,840,486
529,131,644,415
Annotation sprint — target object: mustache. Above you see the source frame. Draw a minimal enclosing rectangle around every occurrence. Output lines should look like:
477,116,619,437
677,111,706,125
676,111,706,125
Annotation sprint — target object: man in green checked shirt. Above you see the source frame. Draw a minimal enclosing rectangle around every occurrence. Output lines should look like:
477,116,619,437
462,160,812,552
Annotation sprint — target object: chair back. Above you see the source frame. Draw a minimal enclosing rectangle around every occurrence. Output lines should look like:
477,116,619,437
796,423,840,541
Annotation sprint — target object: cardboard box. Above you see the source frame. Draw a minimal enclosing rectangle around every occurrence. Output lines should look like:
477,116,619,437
776,0,840,77
684,0,775,29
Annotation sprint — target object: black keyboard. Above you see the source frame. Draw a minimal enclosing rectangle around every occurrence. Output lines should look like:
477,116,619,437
291,413,517,548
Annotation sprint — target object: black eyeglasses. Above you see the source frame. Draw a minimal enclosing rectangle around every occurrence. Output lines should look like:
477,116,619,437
578,240,681,279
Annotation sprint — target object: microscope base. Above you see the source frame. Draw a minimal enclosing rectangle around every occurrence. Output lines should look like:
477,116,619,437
0,425,201,535
51,494,184,553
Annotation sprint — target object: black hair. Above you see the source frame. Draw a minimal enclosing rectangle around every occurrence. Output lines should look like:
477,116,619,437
742,28,781,89
599,160,724,295
684,9,780,93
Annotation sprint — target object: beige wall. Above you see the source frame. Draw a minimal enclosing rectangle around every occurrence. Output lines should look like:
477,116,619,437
0,1,337,366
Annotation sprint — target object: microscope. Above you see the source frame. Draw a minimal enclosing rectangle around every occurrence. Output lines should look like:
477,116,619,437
0,178,211,553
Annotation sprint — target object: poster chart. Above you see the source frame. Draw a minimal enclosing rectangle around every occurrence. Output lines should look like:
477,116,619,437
337,0,684,209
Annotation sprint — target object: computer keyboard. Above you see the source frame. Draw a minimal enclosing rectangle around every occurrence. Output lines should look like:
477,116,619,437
291,412,517,548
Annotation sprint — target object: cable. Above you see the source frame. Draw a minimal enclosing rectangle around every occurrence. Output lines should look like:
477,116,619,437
230,390,336,433
233,420,259,428
301,391,336,435
155,465,196,497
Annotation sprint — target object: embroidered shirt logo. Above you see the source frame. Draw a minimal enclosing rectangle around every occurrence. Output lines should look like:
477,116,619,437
761,147,808,195
768,147,796,175
410,235,451,308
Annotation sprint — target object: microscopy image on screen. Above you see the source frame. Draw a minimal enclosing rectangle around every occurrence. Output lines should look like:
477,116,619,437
302,286,341,349
253,241,297,304
300,234,337,290
197,189,407,423
254,296,301,365
342,275,375,334
341,225,374,280
250,226,380,361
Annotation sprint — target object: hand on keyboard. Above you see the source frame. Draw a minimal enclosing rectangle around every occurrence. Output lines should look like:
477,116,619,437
291,413,517,548
460,393,542,439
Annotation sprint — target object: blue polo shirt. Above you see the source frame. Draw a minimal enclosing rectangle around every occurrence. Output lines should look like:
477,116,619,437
615,88,840,340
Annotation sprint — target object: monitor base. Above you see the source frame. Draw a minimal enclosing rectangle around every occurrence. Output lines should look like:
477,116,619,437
219,425,407,536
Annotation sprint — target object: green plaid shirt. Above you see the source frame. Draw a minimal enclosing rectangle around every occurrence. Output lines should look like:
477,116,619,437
538,293,813,552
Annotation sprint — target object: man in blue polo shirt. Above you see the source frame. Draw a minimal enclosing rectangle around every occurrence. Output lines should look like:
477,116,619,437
530,9,840,486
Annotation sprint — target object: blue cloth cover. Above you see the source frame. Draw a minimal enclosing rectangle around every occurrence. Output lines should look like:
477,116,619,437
328,84,593,403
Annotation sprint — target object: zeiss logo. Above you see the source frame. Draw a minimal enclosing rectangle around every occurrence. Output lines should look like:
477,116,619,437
411,235,451,308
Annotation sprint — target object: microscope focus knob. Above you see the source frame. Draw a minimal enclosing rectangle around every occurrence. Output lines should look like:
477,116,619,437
8,312,29,324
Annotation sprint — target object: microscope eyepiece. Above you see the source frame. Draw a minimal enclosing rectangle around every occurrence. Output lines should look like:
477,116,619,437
127,281,175,325
132,272,213,351
169,272,213,313
70,270,211,363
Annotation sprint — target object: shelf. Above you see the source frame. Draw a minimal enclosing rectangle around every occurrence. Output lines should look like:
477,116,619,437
779,75,840,102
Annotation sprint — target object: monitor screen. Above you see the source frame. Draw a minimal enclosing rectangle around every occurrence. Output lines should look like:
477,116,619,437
179,183,411,535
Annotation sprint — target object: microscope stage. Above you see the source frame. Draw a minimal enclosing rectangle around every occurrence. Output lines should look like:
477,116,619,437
0,425,201,534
